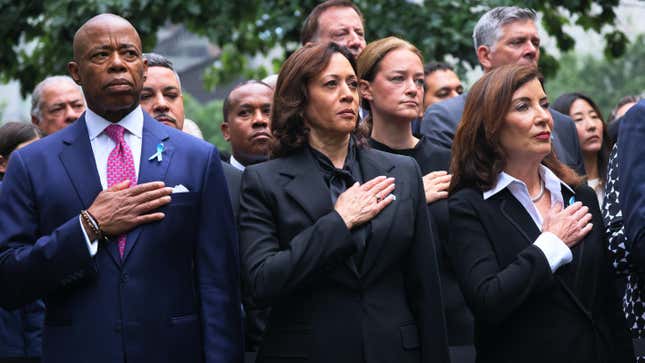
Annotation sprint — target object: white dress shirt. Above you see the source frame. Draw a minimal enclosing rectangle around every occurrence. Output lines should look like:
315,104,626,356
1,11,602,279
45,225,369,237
483,165,576,272
80,106,145,256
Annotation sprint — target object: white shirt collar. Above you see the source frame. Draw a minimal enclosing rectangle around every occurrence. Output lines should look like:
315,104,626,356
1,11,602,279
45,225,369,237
483,164,574,201
85,106,144,141
229,155,245,171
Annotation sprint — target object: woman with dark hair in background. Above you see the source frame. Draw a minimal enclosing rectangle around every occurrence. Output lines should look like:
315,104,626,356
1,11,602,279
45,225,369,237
0,121,43,363
357,37,474,363
0,122,41,181
448,64,633,362
552,92,612,206
239,42,449,363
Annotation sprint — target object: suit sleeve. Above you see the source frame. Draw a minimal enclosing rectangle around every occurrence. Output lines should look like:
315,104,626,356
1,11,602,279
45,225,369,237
20,299,45,357
447,191,555,324
404,162,450,363
553,111,586,175
618,101,645,265
196,147,243,363
420,101,457,150
239,167,358,304
0,151,93,309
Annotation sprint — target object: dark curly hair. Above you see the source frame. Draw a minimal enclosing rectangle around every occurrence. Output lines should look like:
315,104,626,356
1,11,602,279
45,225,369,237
271,42,367,157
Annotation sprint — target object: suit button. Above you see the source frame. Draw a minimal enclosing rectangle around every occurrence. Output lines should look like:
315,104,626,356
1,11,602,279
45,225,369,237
120,273,129,284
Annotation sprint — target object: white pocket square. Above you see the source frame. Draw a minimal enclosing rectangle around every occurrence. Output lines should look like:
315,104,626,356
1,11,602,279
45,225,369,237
172,184,189,193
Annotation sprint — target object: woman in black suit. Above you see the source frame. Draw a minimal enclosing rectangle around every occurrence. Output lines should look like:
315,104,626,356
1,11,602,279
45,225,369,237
239,42,449,363
447,64,633,363
357,37,474,362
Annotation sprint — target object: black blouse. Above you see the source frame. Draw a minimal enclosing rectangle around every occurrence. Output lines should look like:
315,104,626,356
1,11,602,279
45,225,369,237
308,140,370,267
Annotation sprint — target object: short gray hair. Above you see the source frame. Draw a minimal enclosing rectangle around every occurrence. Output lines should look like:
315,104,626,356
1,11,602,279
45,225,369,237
31,75,82,119
143,52,182,89
473,6,537,52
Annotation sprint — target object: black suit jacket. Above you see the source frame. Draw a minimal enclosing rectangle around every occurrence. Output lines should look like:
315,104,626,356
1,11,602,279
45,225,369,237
447,183,633,363
239,147,449,363
368,137,474,350
420,93,586,175
221,161,242,219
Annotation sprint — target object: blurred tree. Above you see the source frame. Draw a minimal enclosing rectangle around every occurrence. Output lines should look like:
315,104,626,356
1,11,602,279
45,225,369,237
0,0,628,97
545,34,645,120
182,93,229,152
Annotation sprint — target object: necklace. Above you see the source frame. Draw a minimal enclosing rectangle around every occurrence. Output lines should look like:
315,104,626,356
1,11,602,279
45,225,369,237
531,177,545,202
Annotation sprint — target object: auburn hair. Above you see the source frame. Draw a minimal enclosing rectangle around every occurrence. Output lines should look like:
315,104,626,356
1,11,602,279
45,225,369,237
450,64,582,193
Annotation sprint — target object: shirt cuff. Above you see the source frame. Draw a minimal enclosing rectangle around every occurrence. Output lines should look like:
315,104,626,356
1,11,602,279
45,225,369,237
533,232,572,272
79,215,98,257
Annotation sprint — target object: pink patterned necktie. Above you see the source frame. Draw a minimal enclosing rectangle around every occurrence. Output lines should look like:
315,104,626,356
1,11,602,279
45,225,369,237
104,124,137,258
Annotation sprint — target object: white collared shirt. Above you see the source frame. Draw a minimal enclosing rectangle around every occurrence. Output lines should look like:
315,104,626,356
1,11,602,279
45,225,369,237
483,165,576,272
229,155,245,171
85,106,144,189
80,106,144,256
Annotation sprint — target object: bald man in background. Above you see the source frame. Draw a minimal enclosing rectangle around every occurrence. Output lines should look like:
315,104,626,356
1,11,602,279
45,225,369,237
30,75,85,136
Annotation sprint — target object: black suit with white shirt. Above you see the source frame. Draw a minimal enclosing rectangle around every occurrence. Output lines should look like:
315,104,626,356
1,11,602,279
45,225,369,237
448,181,633,363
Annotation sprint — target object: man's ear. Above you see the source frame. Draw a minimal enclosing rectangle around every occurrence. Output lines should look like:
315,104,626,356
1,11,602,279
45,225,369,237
220,122,231,141
0,155,7,175
31,115,40,126
142,57,148,82
68,61,82,85
476,45,492,71
359,79,373,102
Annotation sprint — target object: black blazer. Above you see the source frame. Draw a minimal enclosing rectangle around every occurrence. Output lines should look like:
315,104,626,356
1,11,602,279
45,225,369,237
447,183,633,363
239,147,449,363
368,137,474,349
221,161,242,219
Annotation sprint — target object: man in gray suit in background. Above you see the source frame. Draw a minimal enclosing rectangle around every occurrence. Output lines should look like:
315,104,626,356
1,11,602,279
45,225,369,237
421,6,585,175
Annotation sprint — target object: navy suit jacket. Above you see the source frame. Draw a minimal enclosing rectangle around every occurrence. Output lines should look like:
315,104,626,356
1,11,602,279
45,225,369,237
618,100,645,265
0,112,242,363
420,93,586,175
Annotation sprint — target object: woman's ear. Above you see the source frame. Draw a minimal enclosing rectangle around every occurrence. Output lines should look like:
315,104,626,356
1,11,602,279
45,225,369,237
359,80,373,102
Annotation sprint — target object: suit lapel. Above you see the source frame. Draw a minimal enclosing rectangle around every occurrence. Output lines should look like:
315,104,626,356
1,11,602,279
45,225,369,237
560,186,595,311
58,115,121,266
281,149,334,223
122,115,172,263
358,149,400,276
281,149,360,278
499,184,593,316
498,189,540,246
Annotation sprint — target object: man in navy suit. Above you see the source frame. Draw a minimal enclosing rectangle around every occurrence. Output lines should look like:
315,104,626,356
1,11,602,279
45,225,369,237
618,99,645,265
0,14,242,363
421,6,585,175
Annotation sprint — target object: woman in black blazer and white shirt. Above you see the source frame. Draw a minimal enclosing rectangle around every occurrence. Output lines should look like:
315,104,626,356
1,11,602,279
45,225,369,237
447,64,633,363
239,43,449,363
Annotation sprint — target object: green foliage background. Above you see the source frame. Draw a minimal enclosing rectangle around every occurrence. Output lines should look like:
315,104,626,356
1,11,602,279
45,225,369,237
0,0,629,97
545,35,645,119
182,93,230,152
